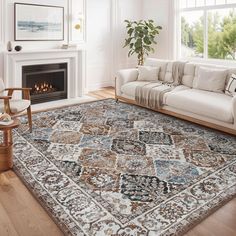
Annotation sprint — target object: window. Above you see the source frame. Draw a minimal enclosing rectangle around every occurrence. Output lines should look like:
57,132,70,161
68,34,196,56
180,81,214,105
180,0,236,60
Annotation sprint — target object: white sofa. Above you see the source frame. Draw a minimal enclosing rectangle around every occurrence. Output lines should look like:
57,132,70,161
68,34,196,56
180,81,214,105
115,58,236,135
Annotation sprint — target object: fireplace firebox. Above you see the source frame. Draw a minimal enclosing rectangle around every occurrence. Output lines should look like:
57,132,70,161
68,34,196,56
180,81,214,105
22,63,67,104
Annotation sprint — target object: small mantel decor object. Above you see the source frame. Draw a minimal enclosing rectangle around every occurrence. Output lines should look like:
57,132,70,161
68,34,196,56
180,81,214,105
14,3,64,41
61,43,77,50
7,41,13,52
61,44,69,49
15,45,22,52
124,20,162,66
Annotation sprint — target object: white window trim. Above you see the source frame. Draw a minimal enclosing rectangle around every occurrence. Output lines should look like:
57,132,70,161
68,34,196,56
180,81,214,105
182,3,236,12
178,1,236,65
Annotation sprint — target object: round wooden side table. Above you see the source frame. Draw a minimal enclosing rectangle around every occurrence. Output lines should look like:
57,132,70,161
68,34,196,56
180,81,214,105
0,119,20,172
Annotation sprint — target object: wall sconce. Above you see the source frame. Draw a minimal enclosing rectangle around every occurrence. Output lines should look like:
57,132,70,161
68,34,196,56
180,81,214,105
73,12,83,32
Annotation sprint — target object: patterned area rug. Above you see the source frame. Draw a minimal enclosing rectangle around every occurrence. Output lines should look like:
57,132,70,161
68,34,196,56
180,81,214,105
14,99,236,236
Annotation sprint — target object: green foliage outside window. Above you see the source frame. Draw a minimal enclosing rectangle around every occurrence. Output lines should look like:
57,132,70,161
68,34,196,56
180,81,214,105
182,10,236,60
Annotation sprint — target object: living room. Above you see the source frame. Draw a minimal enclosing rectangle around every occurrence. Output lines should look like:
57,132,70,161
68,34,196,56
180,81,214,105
0,0,235,236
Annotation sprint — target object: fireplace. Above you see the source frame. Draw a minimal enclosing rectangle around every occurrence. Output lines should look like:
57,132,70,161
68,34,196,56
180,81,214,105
22,63,68,104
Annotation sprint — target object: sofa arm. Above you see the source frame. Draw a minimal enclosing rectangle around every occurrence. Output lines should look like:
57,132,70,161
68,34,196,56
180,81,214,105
115,68,138,97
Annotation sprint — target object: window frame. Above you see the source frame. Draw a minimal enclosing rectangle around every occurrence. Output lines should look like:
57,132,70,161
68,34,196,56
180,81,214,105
179,0,236,63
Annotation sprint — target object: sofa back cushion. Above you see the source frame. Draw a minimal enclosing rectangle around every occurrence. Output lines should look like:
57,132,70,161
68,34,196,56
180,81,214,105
192,63,233,88
144,58,236,90
137,66,160,81
164,62,174,83
182,63,195,87
193,66,228,93
145,58,168,81
182,62,236,89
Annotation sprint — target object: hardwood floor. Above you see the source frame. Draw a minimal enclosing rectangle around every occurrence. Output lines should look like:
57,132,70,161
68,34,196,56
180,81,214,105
87,86,115,99
0,171,64,236
0,87,235,236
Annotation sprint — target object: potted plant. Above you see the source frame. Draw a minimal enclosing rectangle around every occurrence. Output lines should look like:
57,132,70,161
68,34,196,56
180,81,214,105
124,20,162,66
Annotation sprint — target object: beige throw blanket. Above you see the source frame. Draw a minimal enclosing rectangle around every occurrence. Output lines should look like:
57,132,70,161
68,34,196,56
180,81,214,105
135,61,186,109
135,83,173,109
172,61,186,85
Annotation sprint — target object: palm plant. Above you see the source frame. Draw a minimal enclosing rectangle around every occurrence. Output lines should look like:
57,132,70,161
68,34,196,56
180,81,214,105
124,20,162,65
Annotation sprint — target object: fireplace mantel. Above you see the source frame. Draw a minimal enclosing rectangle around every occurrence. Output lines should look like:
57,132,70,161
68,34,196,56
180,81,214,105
3,48,86,100
4,48,86,55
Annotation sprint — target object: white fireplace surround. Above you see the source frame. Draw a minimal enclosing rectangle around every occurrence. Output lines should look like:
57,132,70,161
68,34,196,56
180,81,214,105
3,49,86,100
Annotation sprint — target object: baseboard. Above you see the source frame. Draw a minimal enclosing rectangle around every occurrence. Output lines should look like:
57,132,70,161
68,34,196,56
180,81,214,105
86,81,113,92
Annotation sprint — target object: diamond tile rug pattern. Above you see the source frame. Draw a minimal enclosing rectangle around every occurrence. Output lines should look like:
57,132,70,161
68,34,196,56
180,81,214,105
13,99,236,236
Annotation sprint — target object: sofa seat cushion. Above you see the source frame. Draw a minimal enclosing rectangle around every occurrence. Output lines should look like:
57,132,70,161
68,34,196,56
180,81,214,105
163,85,191,104
121,82,191,101
121,81,153,98
165,89,233,123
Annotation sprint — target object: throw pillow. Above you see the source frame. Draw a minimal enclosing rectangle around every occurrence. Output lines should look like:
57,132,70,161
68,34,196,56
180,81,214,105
225,74,236,96
193,66,228,93
145,59,168,81
137,66,160,81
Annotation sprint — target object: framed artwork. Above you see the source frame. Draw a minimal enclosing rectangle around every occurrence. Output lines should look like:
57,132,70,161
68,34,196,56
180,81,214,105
14,3,64,41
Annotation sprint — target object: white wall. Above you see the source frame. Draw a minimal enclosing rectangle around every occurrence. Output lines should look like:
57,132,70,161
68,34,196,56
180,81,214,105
0,0,143,93
0,0,4,79
142,0,174,60
114,0,143,70
86,0,143,91
86,0,112,91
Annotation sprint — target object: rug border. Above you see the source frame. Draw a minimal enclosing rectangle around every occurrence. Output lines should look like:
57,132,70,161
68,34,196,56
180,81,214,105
24,97,110,116
174,188,236,235
13,166,74,236
14,98,236,236
14,154,236,236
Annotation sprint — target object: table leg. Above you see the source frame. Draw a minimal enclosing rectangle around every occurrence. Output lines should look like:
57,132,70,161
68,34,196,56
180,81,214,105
0,129,13,171
3,130,12,145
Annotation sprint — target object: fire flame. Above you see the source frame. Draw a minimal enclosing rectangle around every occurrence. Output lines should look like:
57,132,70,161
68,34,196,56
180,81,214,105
33,82,57,94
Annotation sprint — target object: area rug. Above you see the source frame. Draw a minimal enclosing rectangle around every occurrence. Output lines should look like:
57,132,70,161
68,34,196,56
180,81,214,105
14,99,236,236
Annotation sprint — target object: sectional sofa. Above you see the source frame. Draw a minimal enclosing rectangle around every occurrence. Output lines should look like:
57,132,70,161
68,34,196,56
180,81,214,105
115,58,236,135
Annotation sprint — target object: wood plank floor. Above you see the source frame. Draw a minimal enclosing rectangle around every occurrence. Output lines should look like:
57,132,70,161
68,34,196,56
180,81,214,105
0,87,235,236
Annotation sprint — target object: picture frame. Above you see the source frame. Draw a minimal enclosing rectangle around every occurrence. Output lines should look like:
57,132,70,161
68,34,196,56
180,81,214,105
14,3,64,41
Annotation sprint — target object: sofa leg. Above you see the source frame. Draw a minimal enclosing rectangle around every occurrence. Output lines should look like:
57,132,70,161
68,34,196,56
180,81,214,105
115,98,119,103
